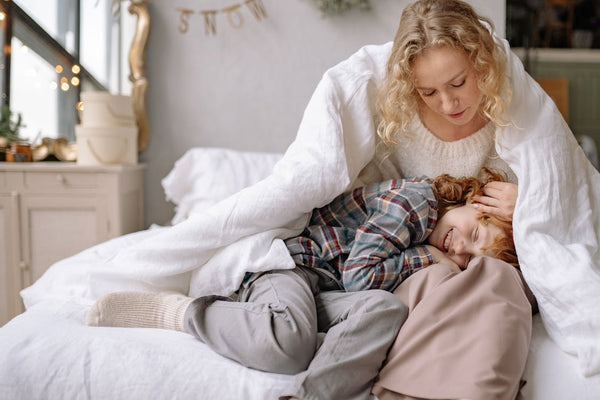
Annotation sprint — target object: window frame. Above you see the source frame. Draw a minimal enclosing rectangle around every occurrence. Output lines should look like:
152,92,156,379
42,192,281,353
0,0,109,142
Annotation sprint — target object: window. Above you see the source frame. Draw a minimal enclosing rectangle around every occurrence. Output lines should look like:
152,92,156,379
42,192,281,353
0,0,131,143
507,0,600,49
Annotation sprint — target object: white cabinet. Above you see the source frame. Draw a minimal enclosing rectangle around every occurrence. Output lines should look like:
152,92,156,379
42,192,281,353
0,163,145,325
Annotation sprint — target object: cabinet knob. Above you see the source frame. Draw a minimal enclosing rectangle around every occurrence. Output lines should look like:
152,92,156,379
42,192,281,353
56,173,66,184
18,261,28,270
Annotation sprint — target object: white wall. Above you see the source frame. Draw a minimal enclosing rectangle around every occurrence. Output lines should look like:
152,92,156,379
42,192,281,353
141,0,505,225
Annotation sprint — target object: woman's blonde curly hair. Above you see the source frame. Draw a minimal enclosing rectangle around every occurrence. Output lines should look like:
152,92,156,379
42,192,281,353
377,0,512,145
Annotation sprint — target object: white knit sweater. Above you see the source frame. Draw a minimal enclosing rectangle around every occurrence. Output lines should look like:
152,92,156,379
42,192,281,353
357,118,516,185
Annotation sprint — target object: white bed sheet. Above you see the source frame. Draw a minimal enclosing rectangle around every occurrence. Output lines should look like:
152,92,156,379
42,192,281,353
521,317,600,400
1,298,598,400
0,300,293,400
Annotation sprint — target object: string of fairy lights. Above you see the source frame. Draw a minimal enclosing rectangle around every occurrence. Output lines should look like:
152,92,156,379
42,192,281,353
52,64,81,92
0,9,82,101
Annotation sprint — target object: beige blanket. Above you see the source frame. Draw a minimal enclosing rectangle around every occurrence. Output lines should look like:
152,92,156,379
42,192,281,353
373,257,533,400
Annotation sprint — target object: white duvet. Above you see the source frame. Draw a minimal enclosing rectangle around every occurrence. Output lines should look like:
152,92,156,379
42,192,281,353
20,39,600,378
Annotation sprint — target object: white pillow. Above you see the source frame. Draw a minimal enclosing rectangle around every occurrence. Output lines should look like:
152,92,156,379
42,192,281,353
162,147,283,224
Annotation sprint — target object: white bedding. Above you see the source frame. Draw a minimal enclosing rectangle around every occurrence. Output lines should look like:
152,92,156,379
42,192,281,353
3,34,600,398
162,147,283,225
0,297,293,400
522,317,600,400
1,289,598,400
1,145,598,399
499,41,600,378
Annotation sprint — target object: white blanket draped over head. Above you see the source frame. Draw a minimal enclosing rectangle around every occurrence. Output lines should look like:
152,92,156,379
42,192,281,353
21,39,600,377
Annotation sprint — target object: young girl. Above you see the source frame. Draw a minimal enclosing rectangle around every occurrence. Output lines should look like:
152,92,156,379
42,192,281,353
87,170,517,400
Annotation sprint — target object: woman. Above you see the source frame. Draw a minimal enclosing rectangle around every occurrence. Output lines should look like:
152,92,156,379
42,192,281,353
84,0,541,399
368,1,534,399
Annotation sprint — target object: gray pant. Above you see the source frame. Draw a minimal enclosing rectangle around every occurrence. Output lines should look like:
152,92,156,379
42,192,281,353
184,267,408,400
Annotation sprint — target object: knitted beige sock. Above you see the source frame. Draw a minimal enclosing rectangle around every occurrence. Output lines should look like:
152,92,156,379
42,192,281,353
86,291,194,332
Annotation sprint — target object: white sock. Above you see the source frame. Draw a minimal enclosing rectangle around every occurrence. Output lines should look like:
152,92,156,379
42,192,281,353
86,291,194,332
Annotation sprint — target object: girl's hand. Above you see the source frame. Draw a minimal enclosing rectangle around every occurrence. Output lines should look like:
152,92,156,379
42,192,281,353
471,181,518,220
425,245,460,269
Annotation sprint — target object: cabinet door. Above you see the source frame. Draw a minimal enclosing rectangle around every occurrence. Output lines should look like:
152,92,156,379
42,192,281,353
18,195,108,290
0,195,19,326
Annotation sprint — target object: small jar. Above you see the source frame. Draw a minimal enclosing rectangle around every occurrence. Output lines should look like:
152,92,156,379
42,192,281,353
0,137,6,161
6,141,33,162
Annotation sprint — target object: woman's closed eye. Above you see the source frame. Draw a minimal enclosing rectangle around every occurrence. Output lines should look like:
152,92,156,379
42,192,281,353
420,79,465,97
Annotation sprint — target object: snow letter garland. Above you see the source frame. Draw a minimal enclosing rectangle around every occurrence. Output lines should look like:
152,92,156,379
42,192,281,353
176,0,267,35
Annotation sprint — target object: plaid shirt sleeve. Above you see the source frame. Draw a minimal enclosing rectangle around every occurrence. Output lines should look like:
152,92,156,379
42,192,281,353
341,181,437,292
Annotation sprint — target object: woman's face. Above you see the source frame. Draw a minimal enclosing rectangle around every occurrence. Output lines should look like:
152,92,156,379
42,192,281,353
427,205,502,269
412,45,483,127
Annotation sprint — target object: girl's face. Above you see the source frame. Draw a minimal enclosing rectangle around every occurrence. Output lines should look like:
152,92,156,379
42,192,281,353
412,45,484,128
427,205,503,269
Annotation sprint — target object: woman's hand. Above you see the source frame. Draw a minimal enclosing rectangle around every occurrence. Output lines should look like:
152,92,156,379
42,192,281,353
425,245,460,269
471,181,518,220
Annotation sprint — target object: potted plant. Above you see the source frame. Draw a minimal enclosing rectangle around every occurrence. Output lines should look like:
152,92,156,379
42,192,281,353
0,105,26,161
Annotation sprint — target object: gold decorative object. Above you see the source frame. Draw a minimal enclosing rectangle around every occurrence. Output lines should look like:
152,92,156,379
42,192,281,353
109,0,150,153
128,0,150,153
32,138,77,162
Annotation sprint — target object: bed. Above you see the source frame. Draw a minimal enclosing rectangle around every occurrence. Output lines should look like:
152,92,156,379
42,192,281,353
2,2,600,400
0,146,598,399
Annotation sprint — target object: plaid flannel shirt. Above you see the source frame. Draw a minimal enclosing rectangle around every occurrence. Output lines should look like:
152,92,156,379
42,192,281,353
285,177,437,292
